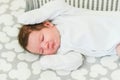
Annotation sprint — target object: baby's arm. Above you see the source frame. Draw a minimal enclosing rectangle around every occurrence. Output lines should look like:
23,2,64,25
18,0,70,24
39,51,84,71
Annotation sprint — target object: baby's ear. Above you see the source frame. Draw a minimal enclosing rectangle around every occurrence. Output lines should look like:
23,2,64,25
43,21,54,28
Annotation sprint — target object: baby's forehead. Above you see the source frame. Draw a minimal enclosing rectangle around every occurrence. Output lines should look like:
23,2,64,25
27,34,40,54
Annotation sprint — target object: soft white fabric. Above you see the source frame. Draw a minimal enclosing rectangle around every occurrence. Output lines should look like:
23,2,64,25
39,51,83,71
53,10,120,57
18,0,71,24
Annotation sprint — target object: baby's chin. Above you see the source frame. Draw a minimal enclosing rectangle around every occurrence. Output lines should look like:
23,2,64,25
42,50,57,55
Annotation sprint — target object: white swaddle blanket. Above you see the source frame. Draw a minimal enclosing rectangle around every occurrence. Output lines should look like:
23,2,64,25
52,10,120,56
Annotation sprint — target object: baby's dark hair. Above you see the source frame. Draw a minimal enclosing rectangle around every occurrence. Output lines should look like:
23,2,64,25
18,23,46,52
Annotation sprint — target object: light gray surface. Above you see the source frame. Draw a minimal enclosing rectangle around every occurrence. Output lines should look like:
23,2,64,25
0,0,120,80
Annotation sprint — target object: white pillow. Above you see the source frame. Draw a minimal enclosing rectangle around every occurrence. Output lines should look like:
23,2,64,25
18,0,70,24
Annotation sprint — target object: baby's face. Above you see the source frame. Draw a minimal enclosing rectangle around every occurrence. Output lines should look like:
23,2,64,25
26,22,61,55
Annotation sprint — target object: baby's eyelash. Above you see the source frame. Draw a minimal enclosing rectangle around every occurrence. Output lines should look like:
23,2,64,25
41,35,44,41
40,35,44,41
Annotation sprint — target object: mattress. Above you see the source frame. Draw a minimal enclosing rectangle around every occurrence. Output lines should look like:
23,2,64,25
0,0,120,80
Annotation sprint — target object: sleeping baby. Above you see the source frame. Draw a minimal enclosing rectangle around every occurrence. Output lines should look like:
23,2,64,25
18,0,120,71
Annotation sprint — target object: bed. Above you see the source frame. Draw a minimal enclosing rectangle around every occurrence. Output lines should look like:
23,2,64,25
0,0,120,80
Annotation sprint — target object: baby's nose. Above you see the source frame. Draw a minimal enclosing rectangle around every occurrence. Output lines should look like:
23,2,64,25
41,42,48,49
